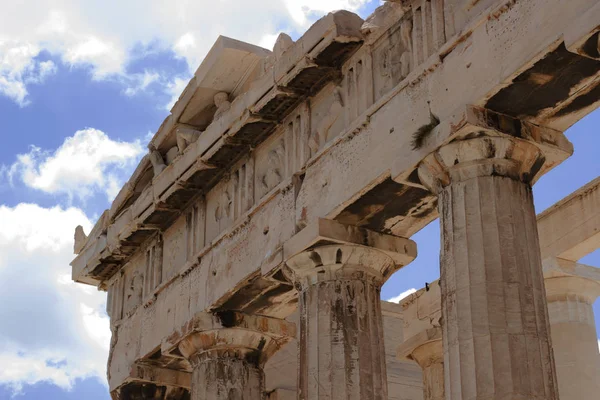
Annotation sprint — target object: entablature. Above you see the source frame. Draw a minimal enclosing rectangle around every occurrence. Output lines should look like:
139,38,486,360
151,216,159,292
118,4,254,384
72,1,600,392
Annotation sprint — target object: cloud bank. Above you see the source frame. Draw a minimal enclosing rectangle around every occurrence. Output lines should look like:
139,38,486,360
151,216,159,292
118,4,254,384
0,0,370,106
8,128,144,201
0,204,109,393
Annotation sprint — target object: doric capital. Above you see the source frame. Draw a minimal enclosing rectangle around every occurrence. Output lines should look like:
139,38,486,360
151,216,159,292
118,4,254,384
398,329,444,400
418,136,544,193
397,281,443,366
172,312,295,368
284,244,398,288
415,106,573,194
543,257,600,304
399,328,443,368
281,218,416,288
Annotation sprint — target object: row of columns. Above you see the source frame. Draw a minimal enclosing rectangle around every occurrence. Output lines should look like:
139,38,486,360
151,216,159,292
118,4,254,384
173,241,414,400
398,260,600,400
541,258,600,400
166,129,592,399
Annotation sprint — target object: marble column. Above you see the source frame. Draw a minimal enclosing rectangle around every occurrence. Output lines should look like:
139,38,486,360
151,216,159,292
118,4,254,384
285,244,399,400
190,353,263,400
397,282,444,400
398,328,444,400
411,338,444,400
177,313,295,400
418,136,560,400
544,257,600,400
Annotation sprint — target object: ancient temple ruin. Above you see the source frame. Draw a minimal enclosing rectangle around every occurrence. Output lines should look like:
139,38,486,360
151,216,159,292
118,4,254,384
71,0,600,399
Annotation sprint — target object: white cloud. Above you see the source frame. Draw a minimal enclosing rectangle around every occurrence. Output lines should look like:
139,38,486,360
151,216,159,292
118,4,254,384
386,288,417,303
0,0,371,105
123,70,160,97
0,40,57,105
284,0,368,26
174,32,196,55
0,203,109,393
63,36,124,77
36,60,58,81
8,128,144,201
259,33,281,52
164,76,190,111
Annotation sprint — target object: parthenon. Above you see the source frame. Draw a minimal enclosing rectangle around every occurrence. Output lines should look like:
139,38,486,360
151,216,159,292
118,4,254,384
70,0,600,399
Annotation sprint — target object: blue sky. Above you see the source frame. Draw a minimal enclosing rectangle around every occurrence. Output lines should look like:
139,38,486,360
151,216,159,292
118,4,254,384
0,1,597,399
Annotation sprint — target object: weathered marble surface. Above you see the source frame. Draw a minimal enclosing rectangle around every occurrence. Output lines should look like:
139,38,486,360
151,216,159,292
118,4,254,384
69,0,600,398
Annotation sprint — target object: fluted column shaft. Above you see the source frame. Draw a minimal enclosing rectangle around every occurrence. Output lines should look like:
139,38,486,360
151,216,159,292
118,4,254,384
410,340,444,400
286,245,396,400
299,273,386,399
545,274,600,400
190,353,263,400
419,136,559,400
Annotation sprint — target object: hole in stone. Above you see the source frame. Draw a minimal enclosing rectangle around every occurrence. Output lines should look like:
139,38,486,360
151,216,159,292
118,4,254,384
308,251,323,267
336,248,343,264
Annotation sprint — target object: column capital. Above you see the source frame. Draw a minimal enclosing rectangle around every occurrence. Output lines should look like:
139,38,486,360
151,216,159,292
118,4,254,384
418,136,544,193
416,106,572,194
285,244,398,287
282,218,416,287
167,311,295,368
398,327,443,365
397,281,442,364
396,285,445,400
543,257,600,304
406,336,445,400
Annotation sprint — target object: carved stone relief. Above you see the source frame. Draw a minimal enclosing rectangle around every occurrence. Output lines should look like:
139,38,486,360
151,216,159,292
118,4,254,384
373,16,413,99
284,102,311,172
162,217,186,282
259,139,286,198
273,33,294,60
123,264,144,316
360,1,407,40
206,182,230,241
231,158,254,219
175,125,202,154
308,85,345,155
343,52,374,123
251,103,312,207
213,92,231,121
205,158,255,241
143,237,163,298
185,200,205,263
214,186,232,223
73,225,87,254
165,146,179,165
148,146,167,177
107,274,125,322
